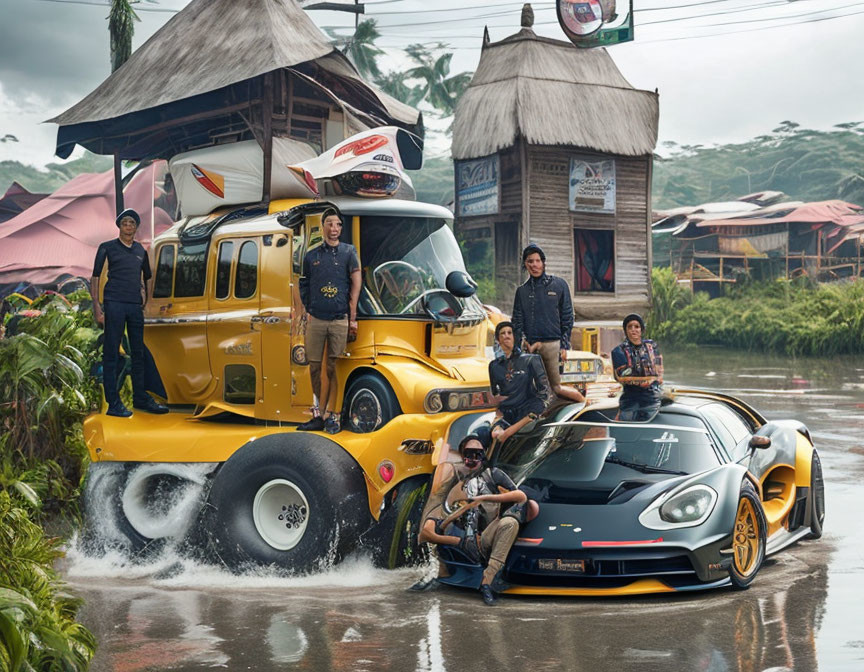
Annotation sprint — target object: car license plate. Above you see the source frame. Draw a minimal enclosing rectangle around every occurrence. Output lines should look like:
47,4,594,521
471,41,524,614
537,558,586,573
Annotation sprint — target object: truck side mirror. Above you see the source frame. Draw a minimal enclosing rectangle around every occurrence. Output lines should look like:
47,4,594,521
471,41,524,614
445,270,478,298
749,435,771,450
421,289,464,322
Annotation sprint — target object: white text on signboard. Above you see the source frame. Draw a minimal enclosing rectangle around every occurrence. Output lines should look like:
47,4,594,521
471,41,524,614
456,156,500,217
569,157,616,214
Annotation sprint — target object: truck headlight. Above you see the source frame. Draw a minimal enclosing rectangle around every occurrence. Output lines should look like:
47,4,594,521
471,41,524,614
639,484,717,529
424,388,495,414
424,391,443,413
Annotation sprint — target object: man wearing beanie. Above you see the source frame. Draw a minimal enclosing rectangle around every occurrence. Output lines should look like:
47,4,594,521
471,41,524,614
511,243,585,404
611,313,663,421
90,209,168,417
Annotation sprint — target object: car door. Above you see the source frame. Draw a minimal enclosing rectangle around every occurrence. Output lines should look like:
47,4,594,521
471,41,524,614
206,236,262,416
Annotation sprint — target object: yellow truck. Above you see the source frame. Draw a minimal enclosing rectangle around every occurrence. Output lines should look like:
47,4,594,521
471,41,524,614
82,194,606,571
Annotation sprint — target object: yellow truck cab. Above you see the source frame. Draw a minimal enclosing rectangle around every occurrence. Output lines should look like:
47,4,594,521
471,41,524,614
80,128,605,571
81,194,507,570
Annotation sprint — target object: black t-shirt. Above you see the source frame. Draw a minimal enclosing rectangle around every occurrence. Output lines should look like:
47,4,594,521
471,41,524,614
299,242,360,320
92,239,151,304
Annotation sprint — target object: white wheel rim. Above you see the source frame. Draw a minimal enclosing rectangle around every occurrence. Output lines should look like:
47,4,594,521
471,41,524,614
253,479,310,550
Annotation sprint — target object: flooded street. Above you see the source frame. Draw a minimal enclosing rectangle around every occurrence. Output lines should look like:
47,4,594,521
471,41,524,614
65,348,864,671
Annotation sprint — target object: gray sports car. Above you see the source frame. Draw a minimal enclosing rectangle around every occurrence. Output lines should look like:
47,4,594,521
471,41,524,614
439,388,825,596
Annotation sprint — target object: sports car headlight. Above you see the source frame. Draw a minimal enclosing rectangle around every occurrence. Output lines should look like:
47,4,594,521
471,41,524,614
639,484,718,530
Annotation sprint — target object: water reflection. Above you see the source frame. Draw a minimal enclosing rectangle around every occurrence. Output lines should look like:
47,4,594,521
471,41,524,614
73,558,828,672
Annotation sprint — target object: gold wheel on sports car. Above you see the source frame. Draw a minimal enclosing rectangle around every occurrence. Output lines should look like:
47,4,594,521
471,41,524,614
728,480,767,590
733,497,760,576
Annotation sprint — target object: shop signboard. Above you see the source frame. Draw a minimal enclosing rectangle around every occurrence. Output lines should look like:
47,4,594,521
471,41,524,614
569,157,616,214
456,156,499,217
556,0,634,48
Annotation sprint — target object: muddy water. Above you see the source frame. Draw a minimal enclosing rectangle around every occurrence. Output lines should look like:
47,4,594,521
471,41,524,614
65,348,864,671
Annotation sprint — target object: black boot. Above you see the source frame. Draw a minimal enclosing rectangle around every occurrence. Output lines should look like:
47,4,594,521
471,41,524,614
480,584,498,606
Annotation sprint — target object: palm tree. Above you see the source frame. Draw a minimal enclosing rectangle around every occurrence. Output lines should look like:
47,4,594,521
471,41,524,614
325,19,385,81
108,0,140,72
403,44,472,117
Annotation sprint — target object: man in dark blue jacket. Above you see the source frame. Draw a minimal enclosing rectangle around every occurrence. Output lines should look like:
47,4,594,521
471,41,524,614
90,209,167,417
511,243,584,404
488,321,551,443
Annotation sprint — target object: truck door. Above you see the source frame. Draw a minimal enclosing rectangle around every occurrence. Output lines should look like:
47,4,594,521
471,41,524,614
258,213,324,422
145,240,214,404
206,236,263,416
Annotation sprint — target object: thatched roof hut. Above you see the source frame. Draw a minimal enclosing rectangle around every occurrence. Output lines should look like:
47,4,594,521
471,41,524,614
50,0,421,160
452,5,659,321
452,14,658,161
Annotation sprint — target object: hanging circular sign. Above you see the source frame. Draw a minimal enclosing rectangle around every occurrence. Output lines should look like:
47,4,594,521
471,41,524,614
557,0,623,45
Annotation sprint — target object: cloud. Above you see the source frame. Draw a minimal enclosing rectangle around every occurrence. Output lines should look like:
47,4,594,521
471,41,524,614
0,0,177,107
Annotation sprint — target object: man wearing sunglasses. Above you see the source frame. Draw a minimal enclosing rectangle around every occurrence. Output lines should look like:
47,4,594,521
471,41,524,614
415,428,527,605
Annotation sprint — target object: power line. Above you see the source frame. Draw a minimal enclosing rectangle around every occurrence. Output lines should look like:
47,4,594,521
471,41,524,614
368,2,864,49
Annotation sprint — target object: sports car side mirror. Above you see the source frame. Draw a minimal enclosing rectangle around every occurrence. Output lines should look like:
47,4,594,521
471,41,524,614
749,435,771,450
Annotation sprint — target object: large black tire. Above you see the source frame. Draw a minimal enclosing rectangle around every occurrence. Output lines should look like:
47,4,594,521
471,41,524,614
729,480,767,590
79,463,158,557
808,451,825,539
343,373,401,433
203,433,371,571
360,475,431,568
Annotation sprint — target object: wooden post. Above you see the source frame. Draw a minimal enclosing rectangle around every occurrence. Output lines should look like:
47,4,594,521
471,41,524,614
113,151,124,215
262,72,274,205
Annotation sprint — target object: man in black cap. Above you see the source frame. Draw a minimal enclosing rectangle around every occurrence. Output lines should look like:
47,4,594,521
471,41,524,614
611,313,664,421
91,209,167,417
511,243,585,404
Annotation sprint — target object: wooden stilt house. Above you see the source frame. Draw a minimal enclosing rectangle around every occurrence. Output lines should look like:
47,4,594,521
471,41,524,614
49,0,421,210
452,5,659,319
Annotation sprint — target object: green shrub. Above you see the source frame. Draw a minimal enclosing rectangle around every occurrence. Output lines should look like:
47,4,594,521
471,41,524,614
653,275,864,356
0,490,96,671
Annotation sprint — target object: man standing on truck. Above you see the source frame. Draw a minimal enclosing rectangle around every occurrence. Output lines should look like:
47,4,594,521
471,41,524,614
488,321,551,442
90,209,168,417
611,313,664,421
297,208,362,434
511,243,585,404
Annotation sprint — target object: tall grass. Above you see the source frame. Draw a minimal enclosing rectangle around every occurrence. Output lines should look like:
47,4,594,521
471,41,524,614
649,269,864,356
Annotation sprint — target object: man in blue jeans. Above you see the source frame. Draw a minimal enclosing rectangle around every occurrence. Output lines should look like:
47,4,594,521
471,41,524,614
90,209,168,417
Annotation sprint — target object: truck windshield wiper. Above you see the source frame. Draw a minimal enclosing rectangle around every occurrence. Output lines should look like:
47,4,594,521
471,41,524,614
604,454,687,475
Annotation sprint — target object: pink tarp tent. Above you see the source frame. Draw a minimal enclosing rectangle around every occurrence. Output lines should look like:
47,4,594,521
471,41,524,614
0,163,174,285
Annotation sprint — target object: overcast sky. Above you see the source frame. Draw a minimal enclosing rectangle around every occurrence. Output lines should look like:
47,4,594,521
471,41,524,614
1,0,863,168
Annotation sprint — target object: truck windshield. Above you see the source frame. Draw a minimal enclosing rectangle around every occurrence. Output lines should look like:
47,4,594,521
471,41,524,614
357,215,484,319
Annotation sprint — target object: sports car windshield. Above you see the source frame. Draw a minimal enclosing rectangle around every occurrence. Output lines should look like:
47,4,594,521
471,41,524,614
495,414,720,486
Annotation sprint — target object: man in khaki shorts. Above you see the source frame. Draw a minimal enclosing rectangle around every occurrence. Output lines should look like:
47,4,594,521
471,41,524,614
511,243,585,404
297,208,361,434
